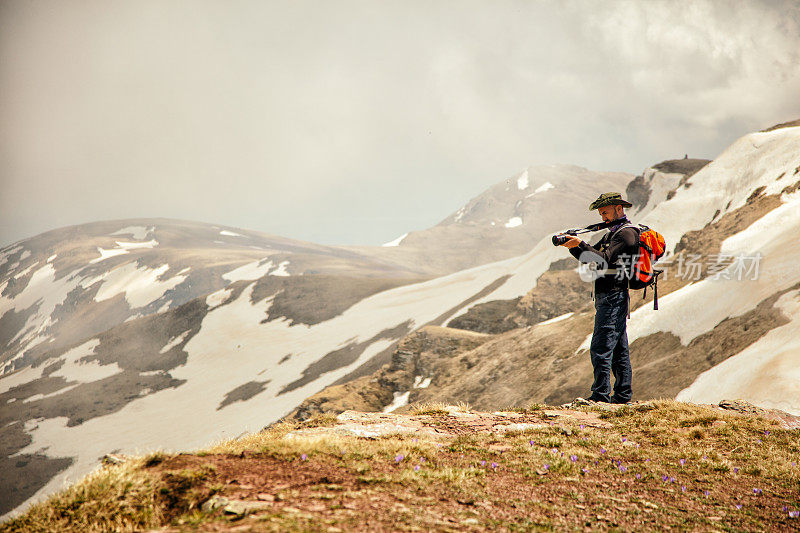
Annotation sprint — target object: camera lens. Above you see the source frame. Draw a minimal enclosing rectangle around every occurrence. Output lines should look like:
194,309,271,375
552,234,567,246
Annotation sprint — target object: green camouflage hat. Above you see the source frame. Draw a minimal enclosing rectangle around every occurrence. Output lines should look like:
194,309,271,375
589,192,633,210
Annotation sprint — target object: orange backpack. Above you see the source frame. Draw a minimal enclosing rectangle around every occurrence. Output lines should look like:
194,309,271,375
618,224,666,309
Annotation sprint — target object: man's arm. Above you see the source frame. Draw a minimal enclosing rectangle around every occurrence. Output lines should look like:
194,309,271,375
568,239,598,262
563,227,638,265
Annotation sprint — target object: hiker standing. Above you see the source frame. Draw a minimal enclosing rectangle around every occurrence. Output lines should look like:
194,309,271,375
559,193,639,404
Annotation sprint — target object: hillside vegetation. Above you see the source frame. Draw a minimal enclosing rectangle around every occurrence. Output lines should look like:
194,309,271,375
3,400,799,532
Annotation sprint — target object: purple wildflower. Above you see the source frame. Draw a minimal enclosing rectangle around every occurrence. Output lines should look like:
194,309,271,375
594,460,598,465
491,462,498,469
662,475,669,482
753,488,762,495
784,506,788,512
580,424,585,430
735,505,742,510
622,437,627,442
636,473,641,480
395,454,404,463
704,490,709,497
480,460,486,466
789,511,799,519
600,448,606,454
301,453,308,461
581,467,589,474
570,455,578,463
414,465,420,471
764,430,770,436
734,467,739,474
543,464,549,470
529,440,535,446
681,485,686,492
679,459,685,466
420,458,426,463
619,465,627,473
757,439,762,444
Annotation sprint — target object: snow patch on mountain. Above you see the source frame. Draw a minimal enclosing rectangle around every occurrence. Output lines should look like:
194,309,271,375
160,330,192,354
382,375,433,413
676,288,800,415
504,217,523,228
517,170,529,190
86,262,188,308
1,264,86,362
48,339,120,383
270,260,291,277
13,262,39,280
206,287,234,308
111,226,152,240
90,247,130,263
574,179,800,356
0,245,23,270
630,169,684,217
538,312,574,326
644,127,800,252
90,239,158,264
533,181,555,194
222,259,274,282
383,390,411,413
382,233,408,247
220,230,244,237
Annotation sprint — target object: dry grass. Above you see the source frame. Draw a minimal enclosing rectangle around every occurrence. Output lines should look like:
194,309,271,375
1,458,162,533
4,400,799,532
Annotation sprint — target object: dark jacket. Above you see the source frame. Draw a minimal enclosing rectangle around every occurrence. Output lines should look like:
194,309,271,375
569,224,639,293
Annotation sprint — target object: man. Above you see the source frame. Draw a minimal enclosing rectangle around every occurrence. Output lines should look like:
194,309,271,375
559,192,639,404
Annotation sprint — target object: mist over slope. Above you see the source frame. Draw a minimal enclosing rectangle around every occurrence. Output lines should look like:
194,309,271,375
290,124,800,423
351,165,633,274
1,121,797,520
0,165,632,518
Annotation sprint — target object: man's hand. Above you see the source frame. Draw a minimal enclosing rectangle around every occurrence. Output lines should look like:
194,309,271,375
561,236,582,249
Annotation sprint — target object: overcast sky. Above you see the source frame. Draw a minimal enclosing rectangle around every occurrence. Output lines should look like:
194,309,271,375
1,0,799,248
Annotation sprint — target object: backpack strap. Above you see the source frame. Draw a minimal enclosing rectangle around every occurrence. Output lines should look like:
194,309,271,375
609,222,640,279
652,269,662,310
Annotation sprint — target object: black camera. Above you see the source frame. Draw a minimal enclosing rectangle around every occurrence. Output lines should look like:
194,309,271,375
552,233,572,246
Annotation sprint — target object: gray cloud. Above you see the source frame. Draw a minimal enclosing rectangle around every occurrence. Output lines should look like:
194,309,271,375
1,0,798,247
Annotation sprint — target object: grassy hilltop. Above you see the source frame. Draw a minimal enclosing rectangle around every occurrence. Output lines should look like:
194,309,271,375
3,400,799,532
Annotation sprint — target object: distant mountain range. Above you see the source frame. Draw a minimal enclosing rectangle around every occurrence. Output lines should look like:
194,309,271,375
2,119,799,520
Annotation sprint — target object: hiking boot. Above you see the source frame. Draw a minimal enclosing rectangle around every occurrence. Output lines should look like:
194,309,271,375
610,396,630,405
588,394,611,403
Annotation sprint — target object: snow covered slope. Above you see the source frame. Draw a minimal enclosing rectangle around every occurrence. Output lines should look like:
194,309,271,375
296,124,800,423
1,124,797,520
0,219,419,377
0,165,634,519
